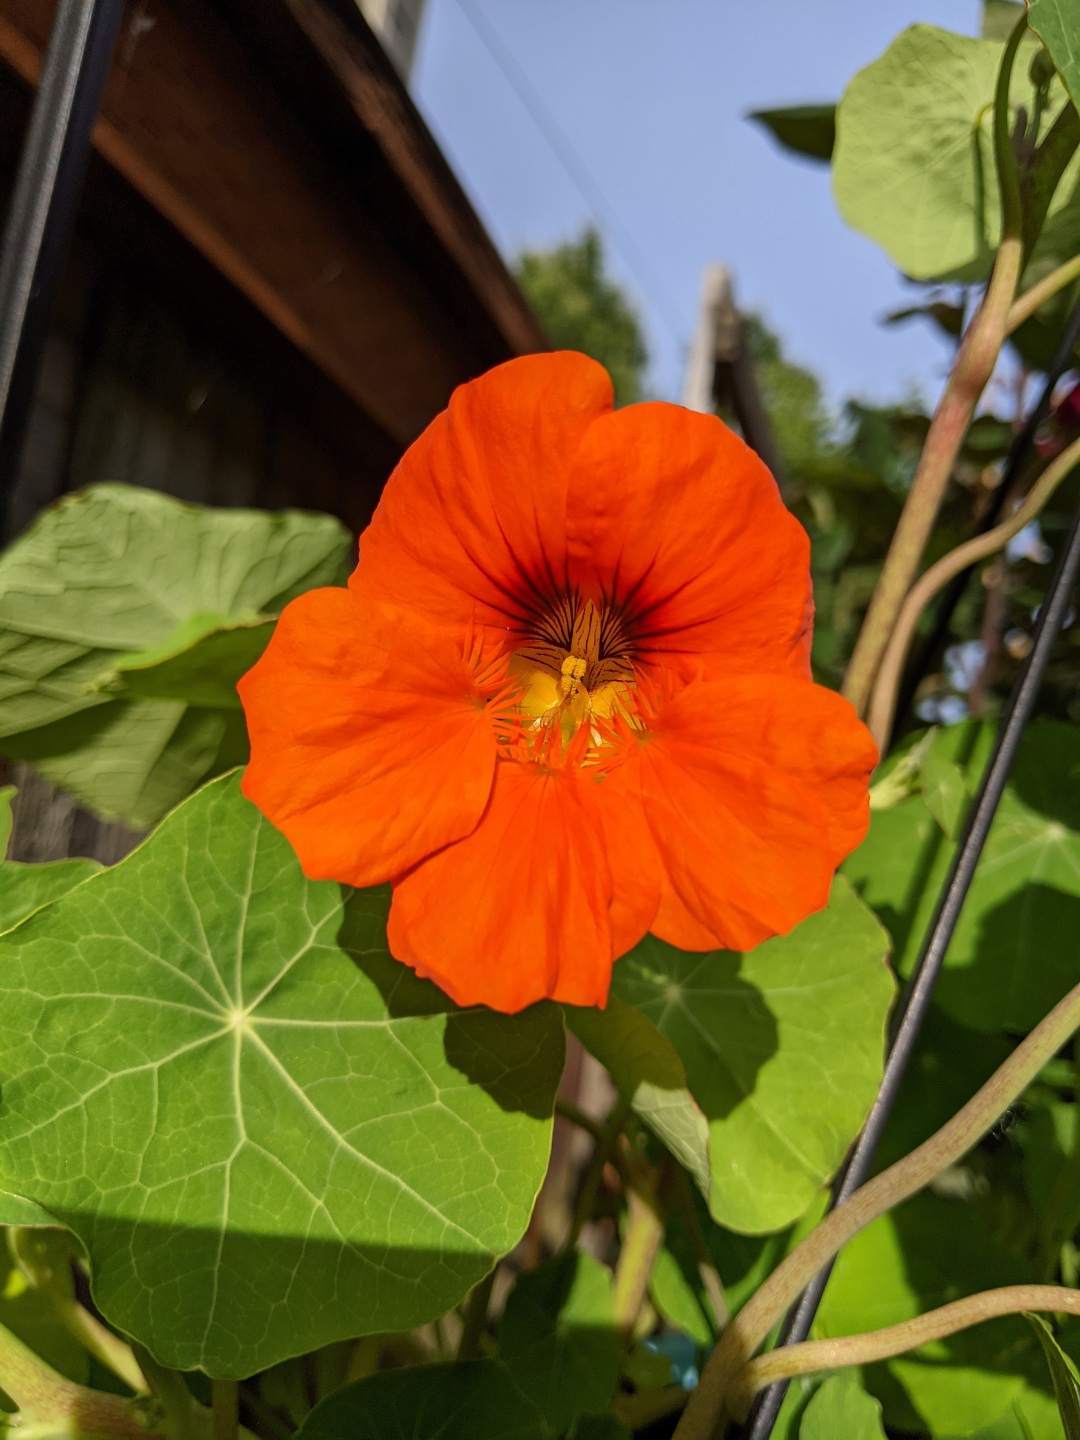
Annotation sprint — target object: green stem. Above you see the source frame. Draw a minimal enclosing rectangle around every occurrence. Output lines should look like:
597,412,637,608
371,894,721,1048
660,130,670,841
1007,252,1080,332
457,1268,497,1360
865,430,1080,750
132,1344,201,1440
9,1227,149,1396
737,1285,1080,1409
611,1161,668,1337
673,975,1080,1439
673,1167,729,1331
555,1098,604,1142
213,1381,239,1440
842,18,1028,719
0,1317,158,1437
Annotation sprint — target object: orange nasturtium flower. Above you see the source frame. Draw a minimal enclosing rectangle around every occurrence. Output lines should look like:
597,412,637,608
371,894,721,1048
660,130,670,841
239,352,876,1015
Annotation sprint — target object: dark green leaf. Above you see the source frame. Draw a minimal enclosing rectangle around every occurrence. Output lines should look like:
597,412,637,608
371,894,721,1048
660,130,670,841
1027,1313,1080,1438
0,858,102,934
1029,0,1080,109
799,1373,886,1440
294,1360,545,1440
612,878,893,1232
748,105,836,163
0,772,563,1376
564,997,710,1197
567,1417,630,1440
846,720,1080,1034
498,1251,622,1433
0,484,349,827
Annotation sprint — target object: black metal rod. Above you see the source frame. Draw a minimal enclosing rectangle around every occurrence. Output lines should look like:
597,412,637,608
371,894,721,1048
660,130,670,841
743,471,1080,1439
893,293,1080,737
0,0,126,542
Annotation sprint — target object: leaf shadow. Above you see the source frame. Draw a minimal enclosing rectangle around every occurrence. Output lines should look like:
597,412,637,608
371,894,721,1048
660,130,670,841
935,881,1080,1032
336,890,563,1122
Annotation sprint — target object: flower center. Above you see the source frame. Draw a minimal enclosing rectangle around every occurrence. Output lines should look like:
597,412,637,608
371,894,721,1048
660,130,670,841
510,597,635,744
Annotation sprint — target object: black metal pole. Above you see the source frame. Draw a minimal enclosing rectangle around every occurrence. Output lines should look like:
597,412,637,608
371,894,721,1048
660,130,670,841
743,473,1080,1439
0,0,126,543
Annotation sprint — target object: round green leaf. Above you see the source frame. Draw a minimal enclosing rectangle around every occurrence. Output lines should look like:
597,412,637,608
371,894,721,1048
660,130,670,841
611,877,894,1233
833,25,1074,282
0,484,350,828
0,772,563,1377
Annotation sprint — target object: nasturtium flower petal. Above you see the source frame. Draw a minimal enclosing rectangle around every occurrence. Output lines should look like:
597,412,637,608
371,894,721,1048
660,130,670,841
240,352,877,1013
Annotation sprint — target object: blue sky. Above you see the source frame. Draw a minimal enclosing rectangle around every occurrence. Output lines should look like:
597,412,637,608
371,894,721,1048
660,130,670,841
412,0,982,412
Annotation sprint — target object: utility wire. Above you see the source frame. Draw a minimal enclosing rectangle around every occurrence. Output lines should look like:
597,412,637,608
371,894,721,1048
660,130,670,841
450,0,687,347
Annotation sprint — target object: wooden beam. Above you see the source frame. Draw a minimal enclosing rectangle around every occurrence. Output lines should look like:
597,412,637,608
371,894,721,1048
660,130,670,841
0,0,542,447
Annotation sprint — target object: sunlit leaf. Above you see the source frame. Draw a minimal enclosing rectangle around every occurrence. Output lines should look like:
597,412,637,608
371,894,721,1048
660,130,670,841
920,742,971,840
613,877,893,1232
0,484,349,828
0,771,563,1376
564,997,710,1197
833,25,1077,283
498,1251,623,1433
0,858,101,935
294,1360,545,1440
648,1247,713,1347
798,1373,886,1440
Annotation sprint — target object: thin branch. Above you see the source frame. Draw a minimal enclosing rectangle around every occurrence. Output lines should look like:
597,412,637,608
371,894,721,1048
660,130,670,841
555,1097,604,1142
565,1095,631,1250
865,429,1080,750
673,975,1080,1438
8,1226,149,1396
738,1285,1080,1403
611,1153,670,1337
1007,253,1080,333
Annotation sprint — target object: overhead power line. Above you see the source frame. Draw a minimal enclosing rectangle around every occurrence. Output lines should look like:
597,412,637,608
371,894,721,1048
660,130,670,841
451,0,686,347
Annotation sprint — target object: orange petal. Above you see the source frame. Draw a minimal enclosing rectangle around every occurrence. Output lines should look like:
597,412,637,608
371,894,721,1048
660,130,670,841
597,774,662,959
387,758,615,1013
621,674,876,952
239,588,500,887
564,403,812,680
351,352,613,634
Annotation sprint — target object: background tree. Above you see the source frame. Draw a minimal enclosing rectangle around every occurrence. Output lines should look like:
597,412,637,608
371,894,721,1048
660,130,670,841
514,226,648,406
